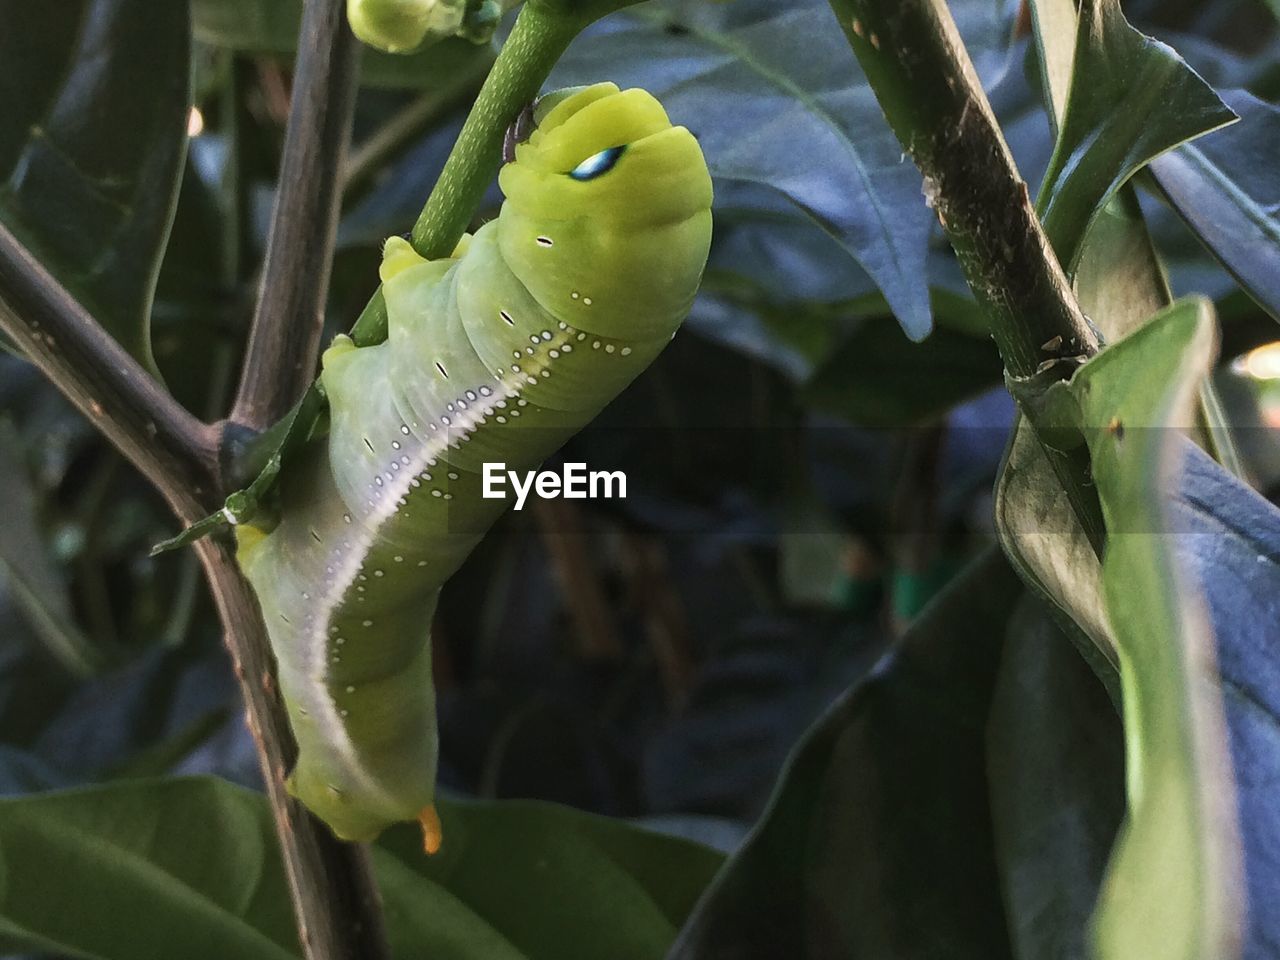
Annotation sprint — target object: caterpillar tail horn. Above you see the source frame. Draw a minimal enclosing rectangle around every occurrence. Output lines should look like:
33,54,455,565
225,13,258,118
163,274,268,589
419,804,443,855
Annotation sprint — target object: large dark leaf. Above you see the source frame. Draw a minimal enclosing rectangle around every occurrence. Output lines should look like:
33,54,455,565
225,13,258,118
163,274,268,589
547,0,1021,341
0,422,100,677
802,318,1002,427
668,549,1021,960
1170,446,1280,960
30,642,245,783
987,598,1125,960
685,187,991,384
0,0,191,371
1151,90,1280,324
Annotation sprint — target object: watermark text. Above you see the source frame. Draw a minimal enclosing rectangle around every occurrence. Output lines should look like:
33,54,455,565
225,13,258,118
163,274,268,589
482,462,626,510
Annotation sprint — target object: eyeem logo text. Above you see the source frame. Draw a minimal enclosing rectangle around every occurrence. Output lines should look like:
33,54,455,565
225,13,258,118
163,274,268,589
482,462,626,511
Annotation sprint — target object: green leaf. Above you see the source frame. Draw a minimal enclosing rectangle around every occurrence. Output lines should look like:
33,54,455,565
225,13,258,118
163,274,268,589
374,854,529,960
669,548,1022,959
801,318,1002,427
1037,0,1237,276
0,0,191,373
1073,189,1240,468
192,0,495,90
0,777,722,960
380,800,723,960
1029,6,1161,330
1031,0,1240,471
1056,298,1244,959
0,779,300,960
0,422,102,677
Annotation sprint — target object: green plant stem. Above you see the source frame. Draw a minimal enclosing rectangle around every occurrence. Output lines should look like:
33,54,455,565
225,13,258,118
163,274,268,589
410,2,586,257
344,1,594,349
827,0,1107,554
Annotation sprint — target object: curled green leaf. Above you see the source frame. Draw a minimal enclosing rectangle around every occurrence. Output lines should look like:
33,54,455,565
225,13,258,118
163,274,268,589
1064,298,1244,960
1037,0,1237,276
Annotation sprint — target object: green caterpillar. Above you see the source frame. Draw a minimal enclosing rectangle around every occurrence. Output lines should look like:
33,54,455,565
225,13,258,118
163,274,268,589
237,83,712,849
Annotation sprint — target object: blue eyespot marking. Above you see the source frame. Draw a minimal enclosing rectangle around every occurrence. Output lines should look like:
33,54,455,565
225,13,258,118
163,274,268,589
568,145,626,181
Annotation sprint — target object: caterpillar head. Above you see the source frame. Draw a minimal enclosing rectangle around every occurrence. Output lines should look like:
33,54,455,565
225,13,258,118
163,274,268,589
497,83,714,342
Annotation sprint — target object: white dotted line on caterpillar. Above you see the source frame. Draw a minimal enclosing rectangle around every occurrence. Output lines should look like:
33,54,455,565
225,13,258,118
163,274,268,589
290,306,639,758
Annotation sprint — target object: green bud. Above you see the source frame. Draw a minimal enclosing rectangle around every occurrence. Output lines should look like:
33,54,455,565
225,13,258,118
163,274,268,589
347,0,466,53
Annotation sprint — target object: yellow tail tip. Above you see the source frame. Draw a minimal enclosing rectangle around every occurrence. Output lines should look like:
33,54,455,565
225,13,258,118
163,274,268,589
418,804,443,855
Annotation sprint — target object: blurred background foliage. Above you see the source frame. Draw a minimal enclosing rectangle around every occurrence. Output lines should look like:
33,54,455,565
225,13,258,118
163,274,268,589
0,0,1278,956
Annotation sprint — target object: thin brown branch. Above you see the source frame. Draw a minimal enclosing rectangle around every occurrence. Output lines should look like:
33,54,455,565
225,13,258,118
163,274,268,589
232,0,361,431
197,542,389,959
228,2,393,956
0,220,219,514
